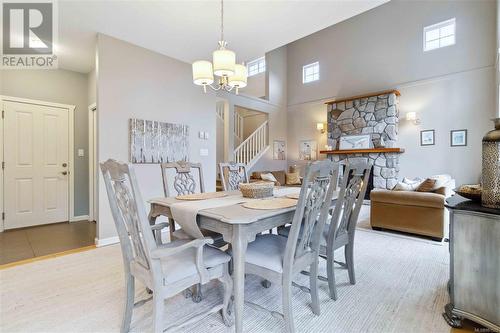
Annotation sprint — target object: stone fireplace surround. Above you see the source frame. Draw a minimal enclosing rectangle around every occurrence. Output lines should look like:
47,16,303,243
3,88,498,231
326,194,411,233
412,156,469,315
325,90,401,190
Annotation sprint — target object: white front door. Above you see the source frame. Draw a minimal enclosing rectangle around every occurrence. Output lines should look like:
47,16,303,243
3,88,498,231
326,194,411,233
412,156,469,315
4,101,69,229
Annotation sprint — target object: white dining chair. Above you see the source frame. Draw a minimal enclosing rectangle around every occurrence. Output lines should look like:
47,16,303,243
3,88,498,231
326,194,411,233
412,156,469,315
242,160,339,333
101,159,233,333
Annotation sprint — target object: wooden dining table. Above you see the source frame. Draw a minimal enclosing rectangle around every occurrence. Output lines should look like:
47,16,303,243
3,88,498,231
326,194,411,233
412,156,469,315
148,188,339,333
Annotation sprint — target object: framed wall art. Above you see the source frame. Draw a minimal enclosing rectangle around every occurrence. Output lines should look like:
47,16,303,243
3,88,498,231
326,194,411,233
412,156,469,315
129,118,189,163
420,130,435,146
450,129,467,147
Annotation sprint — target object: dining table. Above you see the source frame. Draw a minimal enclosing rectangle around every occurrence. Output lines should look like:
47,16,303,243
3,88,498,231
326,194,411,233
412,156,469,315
148,187,339,333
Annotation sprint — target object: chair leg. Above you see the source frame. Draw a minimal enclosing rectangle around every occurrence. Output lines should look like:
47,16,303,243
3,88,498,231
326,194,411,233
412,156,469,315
121,274,135,333
282,277,295,333
192,284,203,303
327,251,338,300
309,260,320,315
218,264,234,327
152,294,164,333
345,244,356,285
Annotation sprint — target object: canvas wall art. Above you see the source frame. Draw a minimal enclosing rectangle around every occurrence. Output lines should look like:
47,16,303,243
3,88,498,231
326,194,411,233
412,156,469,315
273,140,286,160
299,140,317,160
129,118,189,163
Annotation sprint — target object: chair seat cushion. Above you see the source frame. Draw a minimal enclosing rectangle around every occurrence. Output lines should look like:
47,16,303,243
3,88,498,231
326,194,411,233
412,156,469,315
161,240,230,284
246,234,287,273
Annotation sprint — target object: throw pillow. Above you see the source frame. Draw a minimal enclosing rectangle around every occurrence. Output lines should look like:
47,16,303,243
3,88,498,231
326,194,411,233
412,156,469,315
393,182,413,191
260,173,278,183
416,178,438,192
286,172,301,185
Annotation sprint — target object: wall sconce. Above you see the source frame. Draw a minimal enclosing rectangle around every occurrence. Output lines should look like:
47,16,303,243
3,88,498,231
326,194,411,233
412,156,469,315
405,112,421,125
316,122,326,134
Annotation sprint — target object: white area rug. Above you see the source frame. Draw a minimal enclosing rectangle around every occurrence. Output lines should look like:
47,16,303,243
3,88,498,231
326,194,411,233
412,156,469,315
0,207,450,333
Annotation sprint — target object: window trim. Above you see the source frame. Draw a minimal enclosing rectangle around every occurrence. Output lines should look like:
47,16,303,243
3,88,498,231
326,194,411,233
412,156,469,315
247,57,266,77
302,62,320,84
423,18,456,52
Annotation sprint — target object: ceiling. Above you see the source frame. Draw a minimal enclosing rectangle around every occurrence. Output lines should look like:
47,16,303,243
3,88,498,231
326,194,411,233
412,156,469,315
58,0,389,73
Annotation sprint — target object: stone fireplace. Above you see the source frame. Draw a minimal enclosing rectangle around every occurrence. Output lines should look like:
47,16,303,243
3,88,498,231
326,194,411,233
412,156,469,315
322,90,403,191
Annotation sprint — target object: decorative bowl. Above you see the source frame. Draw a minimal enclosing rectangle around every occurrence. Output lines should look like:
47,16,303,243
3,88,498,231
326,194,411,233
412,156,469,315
454,184,482,202
239,182,274,199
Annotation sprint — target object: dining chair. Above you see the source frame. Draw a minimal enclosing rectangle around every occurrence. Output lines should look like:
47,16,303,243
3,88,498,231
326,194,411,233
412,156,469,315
243,160,339,333
320,161,371,300
159,161,225,247
219,162,249,191
100,159,233,333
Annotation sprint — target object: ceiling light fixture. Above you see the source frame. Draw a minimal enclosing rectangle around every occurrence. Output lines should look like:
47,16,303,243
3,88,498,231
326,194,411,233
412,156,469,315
192,0,247,94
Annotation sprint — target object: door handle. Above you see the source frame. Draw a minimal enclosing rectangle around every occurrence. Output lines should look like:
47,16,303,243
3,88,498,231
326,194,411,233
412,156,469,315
61,171,68,175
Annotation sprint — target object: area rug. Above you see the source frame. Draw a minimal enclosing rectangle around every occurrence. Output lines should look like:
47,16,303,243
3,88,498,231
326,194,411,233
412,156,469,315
0,212,450,333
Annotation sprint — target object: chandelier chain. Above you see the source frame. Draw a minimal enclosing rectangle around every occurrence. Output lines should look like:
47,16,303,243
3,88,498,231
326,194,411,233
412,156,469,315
220,0,224,42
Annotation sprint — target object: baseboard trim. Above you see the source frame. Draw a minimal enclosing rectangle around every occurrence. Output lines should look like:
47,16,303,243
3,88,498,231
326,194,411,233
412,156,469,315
70,215,90,222
95,236,120,247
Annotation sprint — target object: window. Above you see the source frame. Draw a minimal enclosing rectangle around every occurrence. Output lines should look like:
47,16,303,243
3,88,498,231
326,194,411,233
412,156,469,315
424,18,456,51
303,62,320,83
247,57,265,76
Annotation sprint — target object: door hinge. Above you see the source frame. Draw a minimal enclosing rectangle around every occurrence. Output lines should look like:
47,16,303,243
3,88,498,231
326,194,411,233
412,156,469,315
1,161,4,170
2,110,4,119
2,212,4,220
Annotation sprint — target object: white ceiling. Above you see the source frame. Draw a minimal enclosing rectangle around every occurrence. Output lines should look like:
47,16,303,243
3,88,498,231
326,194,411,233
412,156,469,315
58,0,389,73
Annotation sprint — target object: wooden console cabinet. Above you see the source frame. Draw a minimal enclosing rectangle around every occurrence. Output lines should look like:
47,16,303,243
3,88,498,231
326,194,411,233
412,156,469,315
444,196,500,332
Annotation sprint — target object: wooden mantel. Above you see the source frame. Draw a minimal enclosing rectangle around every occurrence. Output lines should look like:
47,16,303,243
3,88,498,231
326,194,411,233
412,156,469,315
324,90,400,105
320,148,405,155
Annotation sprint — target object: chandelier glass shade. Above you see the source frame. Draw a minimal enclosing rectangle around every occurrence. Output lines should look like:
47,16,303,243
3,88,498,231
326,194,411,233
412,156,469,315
192,0,247,94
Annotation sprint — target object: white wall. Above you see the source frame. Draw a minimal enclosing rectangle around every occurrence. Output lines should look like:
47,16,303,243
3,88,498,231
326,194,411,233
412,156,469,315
285,0,497,185
1,69,90,216
244,72,265,99
96,34,216,240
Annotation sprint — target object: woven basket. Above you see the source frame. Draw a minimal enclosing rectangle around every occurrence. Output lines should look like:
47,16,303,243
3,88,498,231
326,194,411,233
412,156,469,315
239,182,274,199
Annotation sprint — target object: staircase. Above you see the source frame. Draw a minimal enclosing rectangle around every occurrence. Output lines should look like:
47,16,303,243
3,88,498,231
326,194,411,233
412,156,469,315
216,103,244,146
233,120,270,169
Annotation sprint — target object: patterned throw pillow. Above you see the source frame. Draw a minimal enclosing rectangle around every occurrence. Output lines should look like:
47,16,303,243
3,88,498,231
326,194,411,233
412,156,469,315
286,172,301,185
416,178,438,192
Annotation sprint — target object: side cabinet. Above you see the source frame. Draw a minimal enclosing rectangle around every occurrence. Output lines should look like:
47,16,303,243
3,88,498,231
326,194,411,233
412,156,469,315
444,198,500,332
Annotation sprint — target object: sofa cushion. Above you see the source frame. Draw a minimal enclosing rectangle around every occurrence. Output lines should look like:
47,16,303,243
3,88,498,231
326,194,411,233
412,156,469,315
261,173,278,183
370,189,445,208
416,178,438,192
252,170,285,186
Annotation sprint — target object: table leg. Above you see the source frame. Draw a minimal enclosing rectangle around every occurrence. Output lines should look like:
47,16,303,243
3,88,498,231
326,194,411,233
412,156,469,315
231,225,248,333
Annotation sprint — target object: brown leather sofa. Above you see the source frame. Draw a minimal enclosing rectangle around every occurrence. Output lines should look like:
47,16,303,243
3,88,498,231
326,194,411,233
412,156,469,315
370,189,450,241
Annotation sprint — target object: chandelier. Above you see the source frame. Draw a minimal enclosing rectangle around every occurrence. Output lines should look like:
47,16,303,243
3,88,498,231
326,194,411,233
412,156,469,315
192,0,247,94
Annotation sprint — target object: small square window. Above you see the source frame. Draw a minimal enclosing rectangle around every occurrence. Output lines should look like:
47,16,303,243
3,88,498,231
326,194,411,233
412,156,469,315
247,57,265,77
303,62,319,84
424,18,456,52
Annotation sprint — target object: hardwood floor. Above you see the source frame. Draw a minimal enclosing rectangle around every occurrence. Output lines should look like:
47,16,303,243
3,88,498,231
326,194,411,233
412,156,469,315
0,221,96,265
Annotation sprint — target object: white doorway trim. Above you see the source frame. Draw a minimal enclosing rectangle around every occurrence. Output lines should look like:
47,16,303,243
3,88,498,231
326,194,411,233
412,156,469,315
88,103,97,222
0,95,76,230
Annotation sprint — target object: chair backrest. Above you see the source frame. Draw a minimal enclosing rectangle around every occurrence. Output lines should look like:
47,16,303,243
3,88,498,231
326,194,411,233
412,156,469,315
219,162,249,191
327,162,371,245
100,159,156,271
284,160,339,271
161,161,205,197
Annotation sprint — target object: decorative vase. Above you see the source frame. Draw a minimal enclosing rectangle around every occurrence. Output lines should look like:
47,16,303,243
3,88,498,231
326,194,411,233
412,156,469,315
481,118,500,208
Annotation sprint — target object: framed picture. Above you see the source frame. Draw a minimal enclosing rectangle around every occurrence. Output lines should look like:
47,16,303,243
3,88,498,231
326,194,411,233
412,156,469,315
273,140,286,160
129,118,189,163
339,134,372,150
420,130,435,146
299,140,317,160
450,129,467,147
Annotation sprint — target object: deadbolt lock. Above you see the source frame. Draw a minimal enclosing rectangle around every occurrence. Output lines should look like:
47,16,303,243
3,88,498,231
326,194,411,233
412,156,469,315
62,171,68,175
62,163,67,167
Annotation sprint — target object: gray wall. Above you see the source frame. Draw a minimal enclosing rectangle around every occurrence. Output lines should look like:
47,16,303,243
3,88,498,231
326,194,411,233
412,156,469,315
286,0,497,185
244,72,265,99
96,34,217,240
1,69,90,217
